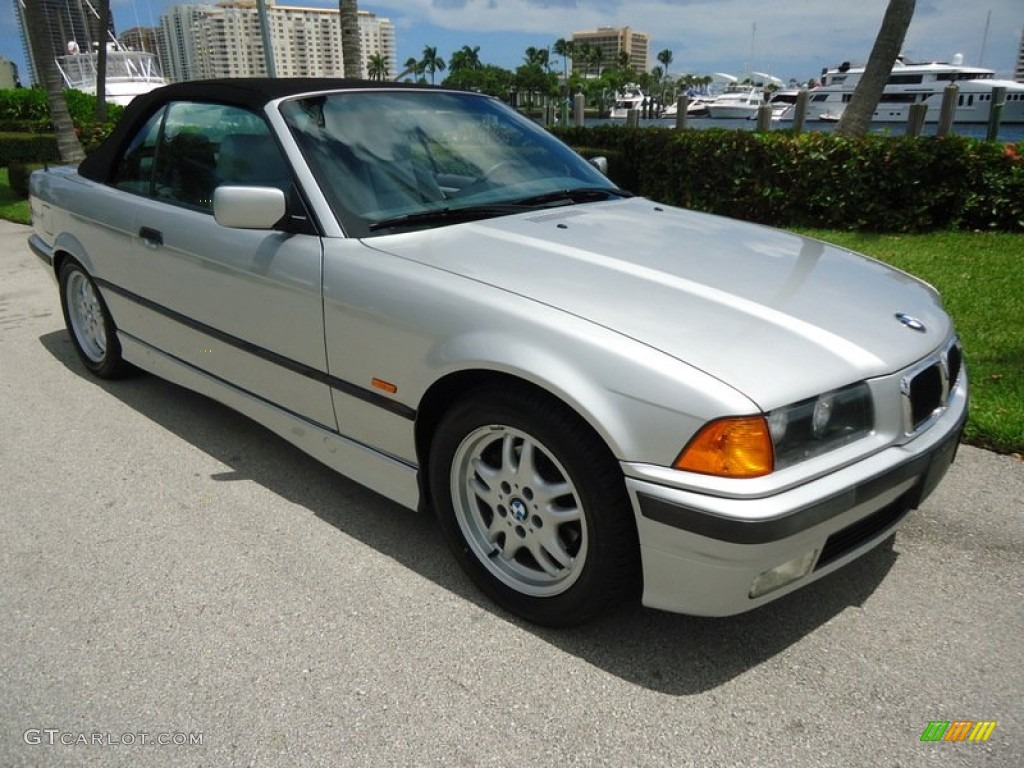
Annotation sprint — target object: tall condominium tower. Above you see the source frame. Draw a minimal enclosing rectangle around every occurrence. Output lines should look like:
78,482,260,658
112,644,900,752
158,1,396,82
570,26,650,76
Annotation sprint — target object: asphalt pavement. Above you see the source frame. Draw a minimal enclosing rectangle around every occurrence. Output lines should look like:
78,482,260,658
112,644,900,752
1,219,1022,767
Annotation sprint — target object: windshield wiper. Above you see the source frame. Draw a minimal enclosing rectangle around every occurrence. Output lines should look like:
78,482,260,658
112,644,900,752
511,186,633,208
367,187,632,232
368,203,529,232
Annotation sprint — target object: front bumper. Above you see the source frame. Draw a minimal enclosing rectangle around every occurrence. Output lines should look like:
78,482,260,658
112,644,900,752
626,386,967,617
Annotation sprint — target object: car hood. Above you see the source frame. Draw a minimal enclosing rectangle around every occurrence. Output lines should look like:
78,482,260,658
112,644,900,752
367,198,950,408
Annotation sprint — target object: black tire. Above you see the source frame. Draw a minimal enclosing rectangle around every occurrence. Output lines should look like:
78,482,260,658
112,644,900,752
429,388,640,626
58,259,133,379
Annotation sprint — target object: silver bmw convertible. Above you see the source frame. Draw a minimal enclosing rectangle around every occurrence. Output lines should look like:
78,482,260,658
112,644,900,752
29,79,967,626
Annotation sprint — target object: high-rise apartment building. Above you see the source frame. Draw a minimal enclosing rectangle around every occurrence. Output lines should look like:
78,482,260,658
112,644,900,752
570,27,649,75
0,55,19,89
158,1,396,83
14,0,116,85
1016,27,1024,83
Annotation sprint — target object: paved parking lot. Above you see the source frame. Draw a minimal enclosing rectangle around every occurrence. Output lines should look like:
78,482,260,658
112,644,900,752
2,220,1022,767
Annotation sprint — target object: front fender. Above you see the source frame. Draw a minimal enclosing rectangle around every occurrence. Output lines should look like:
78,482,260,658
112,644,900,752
421,320,757,467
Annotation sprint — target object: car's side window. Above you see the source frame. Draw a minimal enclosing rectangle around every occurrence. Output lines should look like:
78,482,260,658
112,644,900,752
111,108,165,195
143,102,286,213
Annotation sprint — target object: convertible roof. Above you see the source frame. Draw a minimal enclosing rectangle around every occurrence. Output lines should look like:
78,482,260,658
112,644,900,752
78,78,440,183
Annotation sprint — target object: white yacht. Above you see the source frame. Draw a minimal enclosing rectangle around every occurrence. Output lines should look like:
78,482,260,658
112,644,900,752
761,89,801,120
57,41,167,106
800,54,1024,124
705,84,765,119
660,97,712,119
608,84,647,119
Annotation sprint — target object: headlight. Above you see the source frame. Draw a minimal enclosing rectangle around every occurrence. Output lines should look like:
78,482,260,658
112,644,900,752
767,382,874,469
674,382,874,479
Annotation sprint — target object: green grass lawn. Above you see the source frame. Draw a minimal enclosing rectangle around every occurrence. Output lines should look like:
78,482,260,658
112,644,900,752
0,167,31,224
795,229,1023,455
0,168,1018,453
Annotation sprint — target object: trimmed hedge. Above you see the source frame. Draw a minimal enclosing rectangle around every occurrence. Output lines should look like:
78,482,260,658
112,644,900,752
555,126,1024,233
0,132,59,165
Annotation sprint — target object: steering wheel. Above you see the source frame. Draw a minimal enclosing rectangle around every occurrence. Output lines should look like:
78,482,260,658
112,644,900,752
456,161,518,197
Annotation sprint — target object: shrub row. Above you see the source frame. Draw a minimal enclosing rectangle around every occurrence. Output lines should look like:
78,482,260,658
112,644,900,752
0,87,123,163
0,87,125,129
0,132,59,166
555,126,1024,233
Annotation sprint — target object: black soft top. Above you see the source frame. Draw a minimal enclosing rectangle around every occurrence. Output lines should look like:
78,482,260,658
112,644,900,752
78,77,438,183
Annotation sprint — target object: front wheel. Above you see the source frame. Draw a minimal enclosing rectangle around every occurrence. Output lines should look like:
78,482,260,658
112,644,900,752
58,259,133,379
430,389,640,626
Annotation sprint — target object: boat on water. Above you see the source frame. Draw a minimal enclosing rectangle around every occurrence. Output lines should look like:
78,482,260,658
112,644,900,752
608,84,647,119
792,54,1024,124
761,89,801,120
57,41,167,106
705,84,764,119
661,95,714,118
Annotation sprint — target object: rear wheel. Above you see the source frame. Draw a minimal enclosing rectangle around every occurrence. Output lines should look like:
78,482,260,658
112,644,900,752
430,388,640,626
58,259,133,379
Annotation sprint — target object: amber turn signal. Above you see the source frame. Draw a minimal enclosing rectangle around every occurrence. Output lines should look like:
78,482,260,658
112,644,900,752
674,416,774,478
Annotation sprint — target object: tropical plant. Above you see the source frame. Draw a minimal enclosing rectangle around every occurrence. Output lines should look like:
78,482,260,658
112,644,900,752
21,0,84,162
657,49,673,80
553,38,574,84
443,64,514,97
367,53,388,81
94,0,110,122
420,45,446,85
449,45,481,74
524,46,550,71
399,56,424,81
339,0,362,78
835,0,916,138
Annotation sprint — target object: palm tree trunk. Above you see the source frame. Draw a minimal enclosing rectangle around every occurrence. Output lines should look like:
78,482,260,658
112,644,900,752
95,0,109,123
339,1,362,79
835,0,916,138
22,0,85,163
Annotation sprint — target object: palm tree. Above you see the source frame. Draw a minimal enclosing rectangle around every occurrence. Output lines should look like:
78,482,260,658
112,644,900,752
524,46,549,70
399,56,423,81
573,42,589,78
420,45,446,84
449,45,481,74
339,0,362,78
835,0,915,138
588,46,604,76
21,0,85,163
553,38,574,83
461,45,481,70
94,0,110,122
367,53,388,81
657,49,673,80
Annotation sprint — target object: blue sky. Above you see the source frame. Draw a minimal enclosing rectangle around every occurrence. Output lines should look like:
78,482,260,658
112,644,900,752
2,0,1021,84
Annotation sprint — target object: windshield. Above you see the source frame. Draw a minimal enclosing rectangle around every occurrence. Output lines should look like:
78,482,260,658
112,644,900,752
279,90,617,237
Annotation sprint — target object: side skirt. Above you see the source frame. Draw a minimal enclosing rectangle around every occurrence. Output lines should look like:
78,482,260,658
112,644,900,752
119,333,421,512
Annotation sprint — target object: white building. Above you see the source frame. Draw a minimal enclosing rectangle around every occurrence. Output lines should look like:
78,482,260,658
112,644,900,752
158,1,396,82
1016,27,1024,83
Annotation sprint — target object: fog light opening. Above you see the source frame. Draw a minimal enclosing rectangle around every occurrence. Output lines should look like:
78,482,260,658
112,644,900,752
749,549,819,599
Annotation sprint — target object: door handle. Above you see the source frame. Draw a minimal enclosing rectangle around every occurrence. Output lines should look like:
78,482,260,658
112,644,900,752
139,226,163,246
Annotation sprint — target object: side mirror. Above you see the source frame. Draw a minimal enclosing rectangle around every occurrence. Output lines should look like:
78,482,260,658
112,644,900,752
588,156,609,175
213,186,286,229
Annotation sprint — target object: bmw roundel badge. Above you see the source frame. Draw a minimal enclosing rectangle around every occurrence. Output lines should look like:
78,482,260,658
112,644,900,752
895,313,926,332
